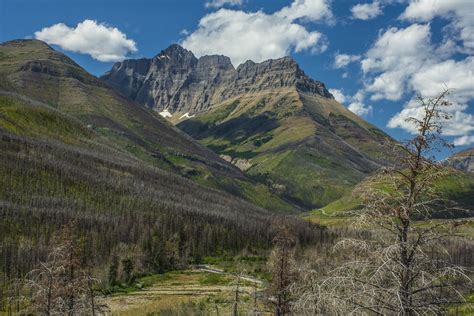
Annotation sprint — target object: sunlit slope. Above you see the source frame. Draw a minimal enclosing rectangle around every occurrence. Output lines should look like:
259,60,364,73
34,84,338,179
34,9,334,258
0,39,294,212
178,87,397,209
306,169,474,224
0,94,312,266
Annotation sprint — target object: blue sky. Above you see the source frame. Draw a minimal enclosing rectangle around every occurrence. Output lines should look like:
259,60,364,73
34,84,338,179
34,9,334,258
1,0,473,159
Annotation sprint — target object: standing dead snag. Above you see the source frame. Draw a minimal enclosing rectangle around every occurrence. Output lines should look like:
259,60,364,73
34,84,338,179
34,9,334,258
269,226,296,316
293,89,472,315
24,226,105,315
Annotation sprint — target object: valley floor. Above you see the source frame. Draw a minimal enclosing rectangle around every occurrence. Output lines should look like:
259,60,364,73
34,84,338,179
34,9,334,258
100,268,270,315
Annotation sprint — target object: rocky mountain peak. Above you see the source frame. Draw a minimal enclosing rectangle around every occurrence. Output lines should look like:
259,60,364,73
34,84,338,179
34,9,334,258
197,55,234,71
153,44,196,64
236,56,297,75
101,45,333,113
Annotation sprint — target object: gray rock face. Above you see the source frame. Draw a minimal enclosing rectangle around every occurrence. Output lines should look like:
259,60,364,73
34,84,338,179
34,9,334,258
101,44,333,113
444,148,474,173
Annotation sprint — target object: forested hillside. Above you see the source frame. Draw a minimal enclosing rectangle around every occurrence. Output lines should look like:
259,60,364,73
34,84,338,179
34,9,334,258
0,40,325,309
0,39,294,212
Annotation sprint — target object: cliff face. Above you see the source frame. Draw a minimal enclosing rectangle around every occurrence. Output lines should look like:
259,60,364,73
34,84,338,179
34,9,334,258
101,44,332,113
445,148,474,173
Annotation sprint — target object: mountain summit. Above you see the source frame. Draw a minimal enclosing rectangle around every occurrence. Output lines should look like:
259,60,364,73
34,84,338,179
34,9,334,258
0,39,294,212
101,44,332,114
102,44,398,209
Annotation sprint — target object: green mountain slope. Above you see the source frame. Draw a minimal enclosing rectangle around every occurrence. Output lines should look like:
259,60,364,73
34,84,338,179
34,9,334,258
1,39,328,286
306,169,474,225
0,39,293,212
178,87,397,209
0,93,323,280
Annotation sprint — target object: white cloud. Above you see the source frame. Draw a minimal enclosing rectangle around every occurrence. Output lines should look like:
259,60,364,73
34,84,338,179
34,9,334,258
347,90,373,116
328,88,373,117
361,23,433,101
351,1,382,20
411,57,474,103
386,2,474,141
334,53,360,68
453,135,474,146
35,20,137,62
348,102,373,116
182,0,332,66
401,0,474,53
384,54,474,139
276,0,333,22
329,89,372,116
205,0,243,9
388,99,474,138
329,88,346,104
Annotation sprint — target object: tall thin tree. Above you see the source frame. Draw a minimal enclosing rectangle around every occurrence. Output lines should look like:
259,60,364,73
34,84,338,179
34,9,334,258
293,89,472,315
269,225,296,316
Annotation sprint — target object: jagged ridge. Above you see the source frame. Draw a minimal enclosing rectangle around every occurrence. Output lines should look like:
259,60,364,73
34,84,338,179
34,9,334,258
101,44,332,113
0,39,295,212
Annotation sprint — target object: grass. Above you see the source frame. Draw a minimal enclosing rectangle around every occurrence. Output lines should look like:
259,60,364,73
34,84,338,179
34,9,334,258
0,40,297,213
447,293,474,315
203,255,271,281
177,87,399,210
304,168,474,226
0,96,93,144
198,273,231,285
100,268,268,315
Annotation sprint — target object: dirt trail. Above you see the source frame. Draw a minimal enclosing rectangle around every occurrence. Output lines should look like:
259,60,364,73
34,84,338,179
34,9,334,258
193,264,264,285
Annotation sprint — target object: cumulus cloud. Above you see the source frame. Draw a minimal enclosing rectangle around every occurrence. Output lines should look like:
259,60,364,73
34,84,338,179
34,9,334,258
364,24,474,140
361,23,432,101
351,1,382,20
276,0,333,22
453,135,474,146
347,90,373,117
401,0,474,53
378,1,474,142
328,89,347,104
334,53,360,68
348,102,373,116
387,57,474,140
182,0,332,66
388,99,474,138
329,88,372,116
35,20,137,62
205,0,243,9
411,57,474,104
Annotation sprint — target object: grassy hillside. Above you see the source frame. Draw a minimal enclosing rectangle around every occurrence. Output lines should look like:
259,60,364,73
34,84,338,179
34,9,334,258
305,169,474,225
0,39,329,302
0,39,293,212
178,87,398,209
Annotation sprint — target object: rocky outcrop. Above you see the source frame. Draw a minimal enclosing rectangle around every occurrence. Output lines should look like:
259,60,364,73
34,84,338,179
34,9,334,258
101,44,333,113
227,57,332,98
444,148,474,173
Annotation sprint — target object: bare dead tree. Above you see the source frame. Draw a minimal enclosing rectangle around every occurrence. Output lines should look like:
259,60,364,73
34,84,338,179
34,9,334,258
229,264,247,316
23,226,106,315
232,272,240,316
251,281,261,316
293,89,472,315
268,226,297,316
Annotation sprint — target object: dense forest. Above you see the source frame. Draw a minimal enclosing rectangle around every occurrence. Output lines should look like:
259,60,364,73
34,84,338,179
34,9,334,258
0,126,330,314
